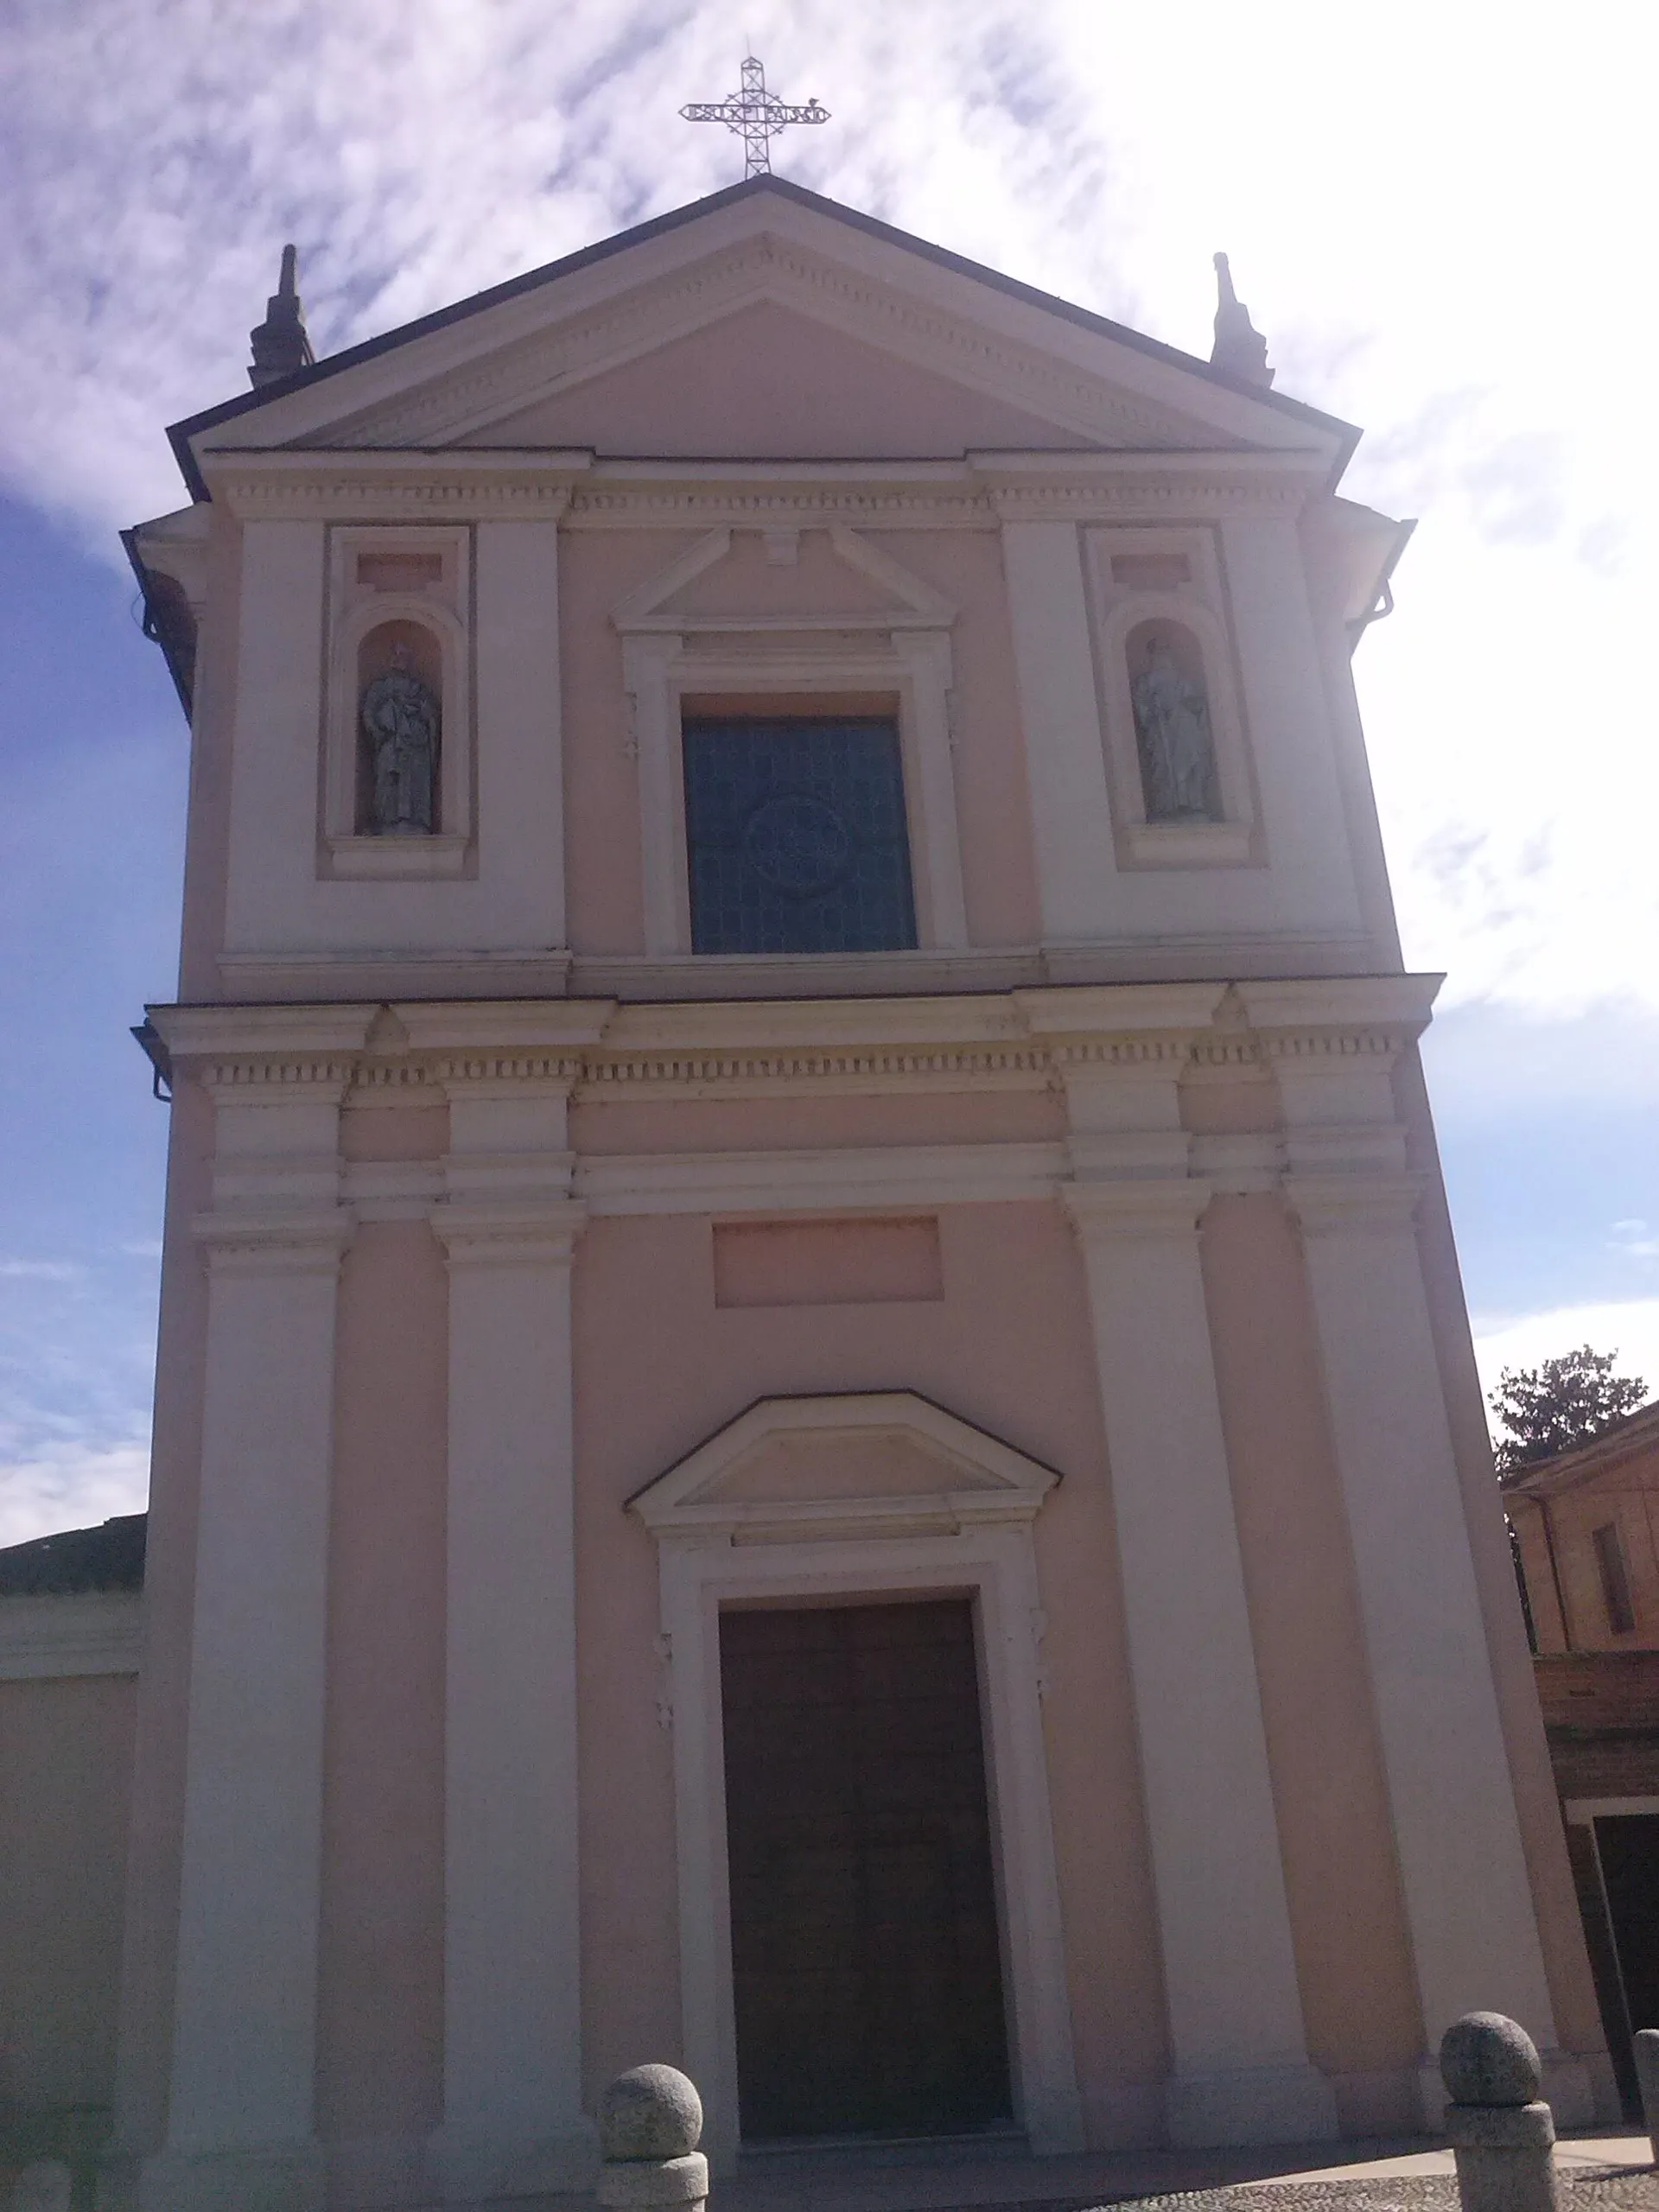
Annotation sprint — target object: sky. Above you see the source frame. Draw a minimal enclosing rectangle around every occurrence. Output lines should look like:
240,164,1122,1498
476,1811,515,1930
1,0,1656,1544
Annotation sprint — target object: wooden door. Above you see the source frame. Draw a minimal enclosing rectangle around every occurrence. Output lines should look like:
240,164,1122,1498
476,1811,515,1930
720,1599,1013,2141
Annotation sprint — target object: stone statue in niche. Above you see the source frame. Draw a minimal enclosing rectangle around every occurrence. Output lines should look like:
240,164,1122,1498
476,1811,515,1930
1131,635,1219,822
359,644,439,834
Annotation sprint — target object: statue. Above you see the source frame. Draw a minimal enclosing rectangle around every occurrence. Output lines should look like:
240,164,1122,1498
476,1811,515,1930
359,645,439,834
1131,638,1219,822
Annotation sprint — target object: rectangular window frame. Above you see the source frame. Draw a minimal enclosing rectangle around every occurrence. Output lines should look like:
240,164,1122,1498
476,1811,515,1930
614,527,967,962
1592,1519,1637,1636
681,708,919,957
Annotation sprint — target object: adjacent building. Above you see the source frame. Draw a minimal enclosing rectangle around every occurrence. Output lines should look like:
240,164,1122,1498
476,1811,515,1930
1506,1398,1659,2109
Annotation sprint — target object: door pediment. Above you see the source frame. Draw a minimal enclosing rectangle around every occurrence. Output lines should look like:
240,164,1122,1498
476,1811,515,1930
627,1390,1060,1545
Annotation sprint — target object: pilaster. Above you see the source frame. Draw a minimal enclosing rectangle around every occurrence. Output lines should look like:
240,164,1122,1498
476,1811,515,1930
1246,988,1583,2122
426,1048,596,2201
144,1068,354,2212
1033,1007,1334,2148
998,517,1117,943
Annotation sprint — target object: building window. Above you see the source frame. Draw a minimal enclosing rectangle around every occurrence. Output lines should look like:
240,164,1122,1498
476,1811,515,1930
1592,1521,1637,1635
682,716,918,956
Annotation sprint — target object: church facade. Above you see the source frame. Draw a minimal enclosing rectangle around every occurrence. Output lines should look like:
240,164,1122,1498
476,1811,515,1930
110,177,1611,2209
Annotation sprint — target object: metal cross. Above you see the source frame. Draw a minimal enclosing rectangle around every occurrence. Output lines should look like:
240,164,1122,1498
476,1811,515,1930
680,54,829,177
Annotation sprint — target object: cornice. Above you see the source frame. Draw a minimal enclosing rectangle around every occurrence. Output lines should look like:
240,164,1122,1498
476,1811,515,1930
1232,974,1441,1036
150,980,1444,1105
1282,1171,1427,1236
192,1206,357,1271
194,430,1326,533
577,1141,1065,1214
1061,1177,1212,1241
199,452,581,523
430,1198,586,1267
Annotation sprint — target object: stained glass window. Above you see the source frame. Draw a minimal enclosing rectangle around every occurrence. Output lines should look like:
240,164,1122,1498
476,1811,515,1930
683,717,918,956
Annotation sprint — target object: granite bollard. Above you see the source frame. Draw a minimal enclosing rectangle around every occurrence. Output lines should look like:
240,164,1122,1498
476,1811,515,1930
1440,2012,1558,2212
598,2065,709,2212
1633,2028,1659,2164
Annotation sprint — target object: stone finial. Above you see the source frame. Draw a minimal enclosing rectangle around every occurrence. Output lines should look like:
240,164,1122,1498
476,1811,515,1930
597,2065,707,2212
1440,2012,1558,2212
1210,252,1274,389
248,243,315,388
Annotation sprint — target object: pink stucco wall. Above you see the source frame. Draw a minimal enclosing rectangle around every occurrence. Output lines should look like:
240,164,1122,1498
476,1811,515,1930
111,1033,1617,2163
468,301,1097,461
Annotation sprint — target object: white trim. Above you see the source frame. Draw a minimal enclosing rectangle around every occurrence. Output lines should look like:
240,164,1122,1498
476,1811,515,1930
575,1141,1065,1216
185,194,1340,467
628,1392,1081,2170
162,1205,348,2170
1063,1176,1336,2148
0,1590,142,1679
1563,1797,1659,1824
613,529,967,958
188,450,1329,530
428,1103,593,2199
1084,527,1259,870
1001,519,1116,945
322,526,474,873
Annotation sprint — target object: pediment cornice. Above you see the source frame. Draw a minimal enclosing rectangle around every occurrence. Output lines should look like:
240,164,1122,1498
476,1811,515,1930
171,182,1355,503
308,234,1220,457
191,446,1324,527
626,1389,1061,1545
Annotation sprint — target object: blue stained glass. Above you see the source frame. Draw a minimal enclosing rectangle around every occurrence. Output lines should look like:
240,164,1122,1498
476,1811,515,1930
683,718,918,956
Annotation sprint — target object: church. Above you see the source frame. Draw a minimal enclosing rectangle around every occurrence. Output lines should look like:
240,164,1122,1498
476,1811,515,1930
78,167,1617,2205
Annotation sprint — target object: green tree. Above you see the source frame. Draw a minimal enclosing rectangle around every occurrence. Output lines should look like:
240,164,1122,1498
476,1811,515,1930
1489,1344,1648,1473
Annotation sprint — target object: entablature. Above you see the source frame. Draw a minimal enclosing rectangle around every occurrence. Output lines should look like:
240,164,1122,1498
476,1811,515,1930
185,446,1332,529
145,974,1439,1108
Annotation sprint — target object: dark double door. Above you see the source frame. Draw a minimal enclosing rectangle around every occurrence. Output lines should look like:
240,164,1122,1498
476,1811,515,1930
720,1599,1013,2142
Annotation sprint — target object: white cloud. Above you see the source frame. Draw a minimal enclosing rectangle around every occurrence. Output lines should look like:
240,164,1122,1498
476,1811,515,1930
1,0,1656,1014
1471,1301,1659,1410
0,1259,81,1281
0,1440,149,1551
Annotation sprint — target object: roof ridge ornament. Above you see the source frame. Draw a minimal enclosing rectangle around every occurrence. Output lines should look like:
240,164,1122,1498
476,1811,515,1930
248,243,315,389
1210,251,1274,389
680,54,830,178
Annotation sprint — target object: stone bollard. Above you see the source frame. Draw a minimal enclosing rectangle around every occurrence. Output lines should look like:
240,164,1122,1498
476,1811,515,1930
10,2163,72,2212
598,2064,709,2212
1440,2012,1558,2212
1634,2029,1659,2164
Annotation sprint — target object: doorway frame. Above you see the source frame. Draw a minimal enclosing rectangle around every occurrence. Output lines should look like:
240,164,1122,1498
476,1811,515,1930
629,1393,1084,2171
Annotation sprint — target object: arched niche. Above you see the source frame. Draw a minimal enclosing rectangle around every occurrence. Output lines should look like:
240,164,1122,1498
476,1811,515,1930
1096,587,1256,866
1123,615,1220,823
323,586,472,876
354,615,444,836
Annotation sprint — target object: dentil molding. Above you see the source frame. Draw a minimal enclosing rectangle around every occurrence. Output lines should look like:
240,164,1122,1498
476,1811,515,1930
147,976,1440,1105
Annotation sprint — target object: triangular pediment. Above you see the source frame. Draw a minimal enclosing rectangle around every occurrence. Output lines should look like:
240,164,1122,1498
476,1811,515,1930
612,523,954,635
451,298,1106,461
628,1391,1060,1545
173,181,1350,493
